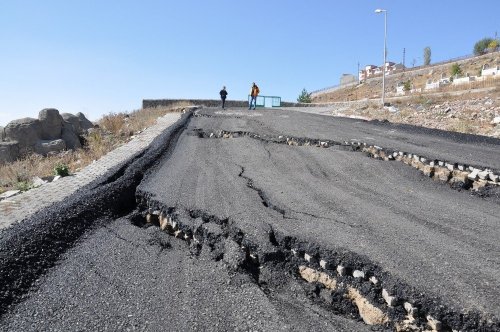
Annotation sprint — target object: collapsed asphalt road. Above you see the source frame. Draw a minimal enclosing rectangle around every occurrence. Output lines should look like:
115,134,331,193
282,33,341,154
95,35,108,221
1,107,499,331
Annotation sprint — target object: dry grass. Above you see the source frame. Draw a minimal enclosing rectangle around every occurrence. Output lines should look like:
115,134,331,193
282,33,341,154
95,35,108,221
0,106,186,194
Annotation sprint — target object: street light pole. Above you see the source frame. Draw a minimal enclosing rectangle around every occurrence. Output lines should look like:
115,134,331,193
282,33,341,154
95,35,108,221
375,9,387,107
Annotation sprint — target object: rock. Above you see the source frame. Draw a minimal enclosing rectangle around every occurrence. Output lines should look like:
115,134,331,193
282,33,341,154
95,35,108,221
489,174,499,183
492,116,500,125
4,117,42,151
0,141,20,164
478,170,490,180
433,167,451,182
62,121,81,150
320,259,333,270
426,315,442,331
32,176,47,188
352,270,365,278
468,169,480,180
76,112,94,131
423,165,435,177
0,125,4,141
35,139,66,155
0,190,21,200
472,180,488,190
61,113,83,134
39,108,63,140
223,239,246,270
382,289,397,307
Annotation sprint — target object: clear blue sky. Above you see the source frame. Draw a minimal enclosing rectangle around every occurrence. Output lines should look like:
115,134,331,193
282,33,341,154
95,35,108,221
0,0,498,125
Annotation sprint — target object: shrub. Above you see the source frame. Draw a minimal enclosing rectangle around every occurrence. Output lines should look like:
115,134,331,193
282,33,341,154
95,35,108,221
54,163,70,177
403,80,411,91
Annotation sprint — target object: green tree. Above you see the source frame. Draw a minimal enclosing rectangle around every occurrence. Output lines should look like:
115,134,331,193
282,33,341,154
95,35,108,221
450,63,463,77
488,39,499,51
403,80,411,92
423,47,431,66
297,88,312,103
474,37,496,55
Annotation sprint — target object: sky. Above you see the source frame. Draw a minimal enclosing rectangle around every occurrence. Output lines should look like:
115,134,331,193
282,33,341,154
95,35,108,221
0,0,499,125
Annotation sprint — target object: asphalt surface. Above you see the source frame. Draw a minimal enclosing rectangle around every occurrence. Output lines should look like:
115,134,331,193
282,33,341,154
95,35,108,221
1,107,499,331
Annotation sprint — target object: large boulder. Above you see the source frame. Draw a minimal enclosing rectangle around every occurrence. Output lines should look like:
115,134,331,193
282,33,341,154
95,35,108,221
61,113,82,134
39,108,63,140
34,139,66,155
76,112,94,131
62,121,81,150
0,141,20,164
0,126,5,141
4,117,42,151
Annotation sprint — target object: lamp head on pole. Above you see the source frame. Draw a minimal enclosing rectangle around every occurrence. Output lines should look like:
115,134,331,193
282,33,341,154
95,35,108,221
374,9,386,13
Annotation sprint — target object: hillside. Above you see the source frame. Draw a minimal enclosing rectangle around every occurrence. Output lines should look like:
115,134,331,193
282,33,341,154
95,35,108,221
310,52,500,139
312,51,500,103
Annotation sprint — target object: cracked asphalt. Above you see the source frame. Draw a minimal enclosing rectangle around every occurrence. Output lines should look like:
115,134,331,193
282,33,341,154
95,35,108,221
1,107,500,331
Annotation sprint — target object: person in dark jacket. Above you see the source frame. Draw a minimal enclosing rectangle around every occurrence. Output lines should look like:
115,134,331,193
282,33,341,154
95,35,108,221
220,86,228,109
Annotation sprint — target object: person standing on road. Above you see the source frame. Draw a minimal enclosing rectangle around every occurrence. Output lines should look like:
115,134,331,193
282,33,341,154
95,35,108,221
248,82,259,110
220,86,228,109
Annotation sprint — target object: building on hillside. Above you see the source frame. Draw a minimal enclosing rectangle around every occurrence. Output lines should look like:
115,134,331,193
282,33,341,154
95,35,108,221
358,62,405,81
340,74,357,85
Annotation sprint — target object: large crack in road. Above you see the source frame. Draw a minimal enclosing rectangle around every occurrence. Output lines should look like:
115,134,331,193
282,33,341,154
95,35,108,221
0,107,499,331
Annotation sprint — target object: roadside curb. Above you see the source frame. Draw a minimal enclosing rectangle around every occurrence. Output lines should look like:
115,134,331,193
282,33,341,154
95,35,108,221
0,112,183,231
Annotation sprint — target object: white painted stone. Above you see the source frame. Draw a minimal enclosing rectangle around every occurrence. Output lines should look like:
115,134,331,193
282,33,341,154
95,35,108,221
404,302,415,315
458,165,465,171
398,151,404,156
320,259,331,269
413,155,420,161
429,161,435,167
53,175,61,181
478,170,490,180
382,289,396,307
426,315,442,331
446,163,455,171
304,253,312,262
336,265,345,276
369,276,378,284
352,270,365,278
420,157,427,163
438,161,445,167
291,249,298,256
468,169,479,180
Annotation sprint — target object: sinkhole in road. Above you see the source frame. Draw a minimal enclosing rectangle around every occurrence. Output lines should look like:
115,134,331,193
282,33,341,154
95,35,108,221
192,128,500,198
132,198,499,331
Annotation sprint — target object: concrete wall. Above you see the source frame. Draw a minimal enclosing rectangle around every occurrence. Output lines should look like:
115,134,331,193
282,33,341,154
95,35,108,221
143,99,317,109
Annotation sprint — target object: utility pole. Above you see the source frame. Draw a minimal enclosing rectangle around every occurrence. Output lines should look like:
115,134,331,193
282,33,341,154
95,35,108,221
403,48,406,70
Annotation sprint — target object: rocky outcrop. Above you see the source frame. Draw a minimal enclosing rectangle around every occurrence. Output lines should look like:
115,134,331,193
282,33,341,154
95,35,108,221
61,121,81,150
0,141,19,164
39,108,63,140
0,109,93,164
4,117,42,150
